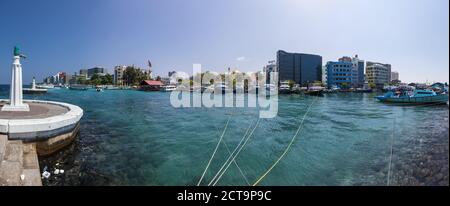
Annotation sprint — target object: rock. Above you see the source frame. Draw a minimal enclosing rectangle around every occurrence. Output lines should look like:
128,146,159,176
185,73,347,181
54,169,60,175
60,169,64,174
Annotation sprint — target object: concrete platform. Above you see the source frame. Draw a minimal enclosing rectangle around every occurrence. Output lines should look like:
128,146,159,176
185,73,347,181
1,99,83,186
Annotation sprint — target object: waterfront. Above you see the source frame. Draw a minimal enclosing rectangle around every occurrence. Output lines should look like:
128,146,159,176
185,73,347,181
0,85,447,186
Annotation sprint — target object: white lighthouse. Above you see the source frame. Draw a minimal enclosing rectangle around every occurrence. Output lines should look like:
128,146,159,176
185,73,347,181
1,47,29,111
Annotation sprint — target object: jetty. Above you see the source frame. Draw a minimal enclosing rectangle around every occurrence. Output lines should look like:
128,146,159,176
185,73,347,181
0,47,83,186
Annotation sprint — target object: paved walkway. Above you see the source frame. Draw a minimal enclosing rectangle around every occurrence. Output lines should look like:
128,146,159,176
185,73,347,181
0,134,42,186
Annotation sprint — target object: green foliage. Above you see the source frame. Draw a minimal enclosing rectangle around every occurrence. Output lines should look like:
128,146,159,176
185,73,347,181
123,66,146,86
287,80,295,89
368,82,376,89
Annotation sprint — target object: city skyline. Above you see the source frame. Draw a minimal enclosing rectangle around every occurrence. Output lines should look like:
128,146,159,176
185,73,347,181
0,0,449,84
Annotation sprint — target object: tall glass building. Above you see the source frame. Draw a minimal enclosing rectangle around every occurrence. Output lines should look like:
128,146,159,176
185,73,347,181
276,50,322,86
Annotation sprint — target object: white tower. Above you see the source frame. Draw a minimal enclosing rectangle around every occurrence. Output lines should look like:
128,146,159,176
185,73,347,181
2,55,29,111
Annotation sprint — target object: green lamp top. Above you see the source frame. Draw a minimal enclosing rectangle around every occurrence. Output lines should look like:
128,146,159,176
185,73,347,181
14,46,20,56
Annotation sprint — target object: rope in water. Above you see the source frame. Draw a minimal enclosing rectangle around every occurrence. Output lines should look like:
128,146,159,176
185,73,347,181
387,117,396,186
252,95,319,186
209,118,261,186
214,122,253,185
197,115,231,186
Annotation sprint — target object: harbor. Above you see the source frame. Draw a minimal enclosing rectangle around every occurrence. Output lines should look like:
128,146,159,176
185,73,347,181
0,86,446,186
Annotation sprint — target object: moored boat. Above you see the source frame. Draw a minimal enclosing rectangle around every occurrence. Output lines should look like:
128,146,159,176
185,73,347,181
375,89,448,104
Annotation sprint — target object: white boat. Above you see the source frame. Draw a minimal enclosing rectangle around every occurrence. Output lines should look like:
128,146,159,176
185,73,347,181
36,84,54,89
279,81,291,94
161,85,177,92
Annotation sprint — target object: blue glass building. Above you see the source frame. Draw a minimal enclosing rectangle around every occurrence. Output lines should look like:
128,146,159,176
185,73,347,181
326,61,353,88
277,50,322,86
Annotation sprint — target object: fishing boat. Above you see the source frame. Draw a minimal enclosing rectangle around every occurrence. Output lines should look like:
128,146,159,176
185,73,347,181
375,89,448,104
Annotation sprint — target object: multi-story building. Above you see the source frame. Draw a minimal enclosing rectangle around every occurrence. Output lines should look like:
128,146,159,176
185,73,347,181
276,50,322,86
338,55,365,88
114,66,126,85
366,62,391,89
326,61,353,88
79,69,88,78
87,67,106,78
391,71,399,81
263,61,277,84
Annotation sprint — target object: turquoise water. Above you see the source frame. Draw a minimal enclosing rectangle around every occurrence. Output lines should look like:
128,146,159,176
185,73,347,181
0,85,448,185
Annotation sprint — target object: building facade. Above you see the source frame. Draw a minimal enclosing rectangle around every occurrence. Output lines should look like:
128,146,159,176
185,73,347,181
276,50,322,86
326,61,353,88
87,67,106,78
114,66,126,85
263,61,277,84
338,55,365,88
391,71,399,81
366,62,391,89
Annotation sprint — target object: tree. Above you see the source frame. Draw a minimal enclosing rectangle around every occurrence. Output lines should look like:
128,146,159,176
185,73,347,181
156,76,161,81
368,82,376,89
123,66,146,86
90,73,102,85
340,82,349,89
101,74,113,85
287,80,295,89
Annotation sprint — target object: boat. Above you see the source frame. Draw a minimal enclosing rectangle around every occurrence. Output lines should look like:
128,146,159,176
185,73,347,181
375,89,449,104
354,88,373,93
69,85,89,90
304,86,324,96
215,82,231,94
161,85,177,92
36,84,54,89
279,81,291,94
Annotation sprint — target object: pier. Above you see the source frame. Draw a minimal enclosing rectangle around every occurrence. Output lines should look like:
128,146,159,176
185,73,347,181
0,47,83,186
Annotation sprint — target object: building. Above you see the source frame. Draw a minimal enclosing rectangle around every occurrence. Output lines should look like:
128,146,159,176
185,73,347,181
276,50,322,86
321,66,327,87
391,71,399,81
79,69,88,78
338,55,365,88
326,61,353,88
366,62,391,89
114,66,126,85
87,67,106,78
263,61,277,84
140,80,163,91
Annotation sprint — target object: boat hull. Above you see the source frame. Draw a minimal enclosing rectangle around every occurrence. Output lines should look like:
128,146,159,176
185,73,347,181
375,94,449,104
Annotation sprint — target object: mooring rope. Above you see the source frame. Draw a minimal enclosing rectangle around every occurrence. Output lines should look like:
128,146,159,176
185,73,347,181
209,118,261,186
197,115,231,186
252,95,319,186
387,117,396,186
214,122,253,185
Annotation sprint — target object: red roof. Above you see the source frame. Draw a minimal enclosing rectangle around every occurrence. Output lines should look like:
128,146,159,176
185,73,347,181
142,80,164,86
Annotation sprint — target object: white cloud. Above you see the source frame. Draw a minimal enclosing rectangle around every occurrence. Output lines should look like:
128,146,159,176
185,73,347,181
236,56,246,61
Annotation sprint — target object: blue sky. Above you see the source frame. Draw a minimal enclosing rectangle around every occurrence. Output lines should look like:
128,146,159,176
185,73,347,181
0,0,448,84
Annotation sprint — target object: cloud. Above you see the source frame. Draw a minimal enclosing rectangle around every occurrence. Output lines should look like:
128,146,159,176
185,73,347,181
236,56,246,61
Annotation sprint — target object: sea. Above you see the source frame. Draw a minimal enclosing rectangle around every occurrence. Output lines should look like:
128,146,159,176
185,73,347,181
0,85,448,186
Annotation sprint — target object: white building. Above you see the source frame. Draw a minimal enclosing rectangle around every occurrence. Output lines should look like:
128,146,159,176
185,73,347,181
114,65,126,85
391,71,399,81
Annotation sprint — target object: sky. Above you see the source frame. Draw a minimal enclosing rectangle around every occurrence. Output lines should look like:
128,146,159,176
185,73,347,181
0,0,448,84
